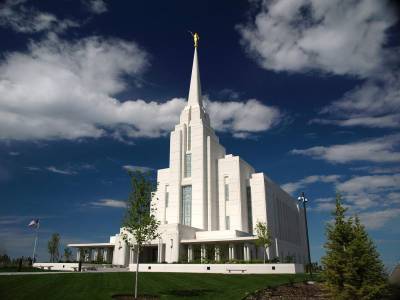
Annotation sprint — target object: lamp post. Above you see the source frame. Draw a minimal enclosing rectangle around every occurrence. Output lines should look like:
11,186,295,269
298,192,312,278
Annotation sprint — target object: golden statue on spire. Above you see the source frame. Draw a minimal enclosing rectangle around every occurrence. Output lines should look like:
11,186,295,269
189,31,200,48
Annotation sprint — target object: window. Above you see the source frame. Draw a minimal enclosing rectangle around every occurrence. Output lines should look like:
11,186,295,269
224,176,229,201
246,186,253,234
188,126,191,151
165,185,169,208
182,185,192,226
225,216,230,230
184,153,191,177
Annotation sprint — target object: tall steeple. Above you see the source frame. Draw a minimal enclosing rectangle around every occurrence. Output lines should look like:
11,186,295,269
187,33,202,107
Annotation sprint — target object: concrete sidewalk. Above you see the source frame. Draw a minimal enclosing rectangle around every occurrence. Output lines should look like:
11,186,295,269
0,267,130,276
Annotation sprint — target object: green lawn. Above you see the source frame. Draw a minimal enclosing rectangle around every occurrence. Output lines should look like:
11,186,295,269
0,272,310,300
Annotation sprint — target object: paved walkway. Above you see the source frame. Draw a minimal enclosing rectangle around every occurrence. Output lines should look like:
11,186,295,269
0,268,130,276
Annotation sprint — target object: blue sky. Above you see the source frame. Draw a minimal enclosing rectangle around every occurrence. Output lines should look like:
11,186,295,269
0,0,399,270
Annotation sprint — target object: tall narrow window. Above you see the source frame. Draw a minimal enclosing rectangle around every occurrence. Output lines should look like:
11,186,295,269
225,216,230,230
184,153,191,177
165,185,169,208
182,185,192,226
187,126,191,151
224,176,229,201
246,186,253,234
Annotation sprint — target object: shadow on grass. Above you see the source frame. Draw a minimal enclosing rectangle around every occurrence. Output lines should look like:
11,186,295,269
163,288,218,297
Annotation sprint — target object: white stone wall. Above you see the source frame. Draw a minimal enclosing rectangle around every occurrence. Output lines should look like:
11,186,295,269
112,233,129,266
128,263,304,274
249,173,308,262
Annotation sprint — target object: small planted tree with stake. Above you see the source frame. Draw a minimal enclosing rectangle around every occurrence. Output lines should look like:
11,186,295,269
122,171,160,299
255,221,272,263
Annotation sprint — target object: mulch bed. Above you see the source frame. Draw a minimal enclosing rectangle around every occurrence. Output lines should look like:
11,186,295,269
245,282,332,300
111,294,159,300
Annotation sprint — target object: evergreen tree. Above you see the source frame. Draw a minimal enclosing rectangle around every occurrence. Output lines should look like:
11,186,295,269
322,194,389,299
322,194,354,298
345,216,388,299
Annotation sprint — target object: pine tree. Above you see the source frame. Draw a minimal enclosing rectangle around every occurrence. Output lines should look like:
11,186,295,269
321,193,354,299
322,194,389,299
345,216,388,299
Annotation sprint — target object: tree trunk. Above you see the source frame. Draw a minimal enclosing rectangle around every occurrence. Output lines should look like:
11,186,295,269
263,247,266,264
135,245,140,299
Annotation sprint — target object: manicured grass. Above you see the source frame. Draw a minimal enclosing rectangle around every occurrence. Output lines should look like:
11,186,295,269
0,272,310,300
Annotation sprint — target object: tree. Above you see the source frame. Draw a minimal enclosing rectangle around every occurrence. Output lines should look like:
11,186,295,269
121,171,160,299
63,247,72,262
47,233,60,262
322,194,388,299
345,216,388,299
322,194,354,297
255,221,272,263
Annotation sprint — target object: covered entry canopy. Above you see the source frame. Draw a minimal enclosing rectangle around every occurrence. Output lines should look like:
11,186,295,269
68,242,114,263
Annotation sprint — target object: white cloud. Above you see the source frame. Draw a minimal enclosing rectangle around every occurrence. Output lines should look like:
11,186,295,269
337,174,400,195
206,98,281,136
46,166,77,175
90,199,126,208
237,0,397,77
122,165,153,173
291,134,400,163
314,74,400,128
282,174,340,194
334,174,400,211
311,197,337,212
351,166,400,175
218,88,240,100
0,0,79,33
8,151,20,156
358,208,400,229
84,0,108,14
0,34,281,141
25,166,40,171
25,164,94,175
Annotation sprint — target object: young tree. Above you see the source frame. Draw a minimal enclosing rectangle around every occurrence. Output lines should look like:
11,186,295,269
63,247,72,262
47,233,60,262
121,171,160,299
255,221,272,263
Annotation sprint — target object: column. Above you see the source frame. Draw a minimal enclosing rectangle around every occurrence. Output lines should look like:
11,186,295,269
244,243,251,261
76,248,81,261
157,240,163,263
214,245,220,262
228,243,235,260
187,245,193,262
201,244,206,263
93,248,98,261
103,248,108,263
88,249,92,262
129,247,136,264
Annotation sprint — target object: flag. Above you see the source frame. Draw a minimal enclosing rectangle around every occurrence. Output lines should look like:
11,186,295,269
28,219,39,228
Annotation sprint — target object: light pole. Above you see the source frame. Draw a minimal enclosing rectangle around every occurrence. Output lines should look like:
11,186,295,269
298,192,312,278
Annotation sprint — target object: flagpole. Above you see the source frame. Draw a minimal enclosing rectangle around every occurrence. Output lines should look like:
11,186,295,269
32,222,40,263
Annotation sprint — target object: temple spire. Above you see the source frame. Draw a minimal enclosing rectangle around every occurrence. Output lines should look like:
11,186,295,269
187,33,202,107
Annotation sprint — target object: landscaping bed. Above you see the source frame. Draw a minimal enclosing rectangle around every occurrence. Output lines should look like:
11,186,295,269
245,282,331,300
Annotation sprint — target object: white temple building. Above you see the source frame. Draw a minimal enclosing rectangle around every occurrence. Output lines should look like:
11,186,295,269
69,42,309,267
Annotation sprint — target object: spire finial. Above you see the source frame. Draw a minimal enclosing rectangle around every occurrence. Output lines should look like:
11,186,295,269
189,31,200,48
